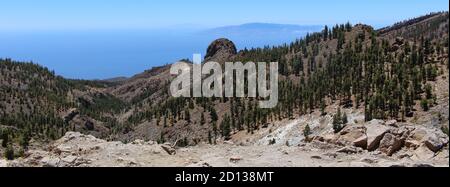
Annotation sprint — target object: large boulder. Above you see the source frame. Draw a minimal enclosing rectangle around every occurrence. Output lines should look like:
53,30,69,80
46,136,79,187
338,125,366,141
411,145,436,161
366,120,390,151
379,133,404,156
409,127,449,152
40,156,61,167
353,135,368,149
423,132,448,152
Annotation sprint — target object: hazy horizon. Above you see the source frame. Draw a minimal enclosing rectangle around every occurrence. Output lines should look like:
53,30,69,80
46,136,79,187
0,0,448,79
0,23,324,79
1,0,448,31
0,17,446,80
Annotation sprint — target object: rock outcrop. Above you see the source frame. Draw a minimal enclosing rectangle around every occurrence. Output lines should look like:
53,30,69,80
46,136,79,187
204,38,237,63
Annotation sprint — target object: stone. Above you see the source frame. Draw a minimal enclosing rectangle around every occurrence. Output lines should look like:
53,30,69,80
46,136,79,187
41,157,61,167
223,140,234,145
337,125,366,146
409,127,449,152
323,152,338,158
385,120,398,127
412,145,436,161
423,132,448,153
132,139,145,145
0,159,7,167
336,146,358,154
412,163,434,167
161,144,176,155
360,157,377,164
229,157,243,163
379,133,404,156
312,136,325,142
353,135,368,149
366,120,390,151
404,139,420,149
61,155,77,164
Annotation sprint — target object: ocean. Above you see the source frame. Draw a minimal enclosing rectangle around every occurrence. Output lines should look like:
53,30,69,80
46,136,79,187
0,26,322,79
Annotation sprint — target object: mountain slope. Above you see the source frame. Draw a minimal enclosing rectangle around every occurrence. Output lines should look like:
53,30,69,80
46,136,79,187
1,12,448,160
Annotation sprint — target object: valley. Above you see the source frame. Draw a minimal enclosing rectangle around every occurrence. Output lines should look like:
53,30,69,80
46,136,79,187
0,12,449,167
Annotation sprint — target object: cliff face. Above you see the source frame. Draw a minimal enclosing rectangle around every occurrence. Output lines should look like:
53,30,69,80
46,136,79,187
204,38,238,63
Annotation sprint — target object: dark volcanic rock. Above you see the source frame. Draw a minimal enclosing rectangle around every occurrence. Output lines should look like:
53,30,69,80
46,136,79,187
204,38,237,63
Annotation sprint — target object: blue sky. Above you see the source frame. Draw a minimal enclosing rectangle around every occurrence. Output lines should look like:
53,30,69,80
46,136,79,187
1,0,448,31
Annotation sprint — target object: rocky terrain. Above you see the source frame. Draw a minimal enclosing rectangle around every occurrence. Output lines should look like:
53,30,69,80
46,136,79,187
1,12,449,167
1,114,448,167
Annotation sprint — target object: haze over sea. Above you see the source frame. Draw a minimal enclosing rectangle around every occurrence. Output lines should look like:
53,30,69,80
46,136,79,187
1,0,447,79
0,24,323,79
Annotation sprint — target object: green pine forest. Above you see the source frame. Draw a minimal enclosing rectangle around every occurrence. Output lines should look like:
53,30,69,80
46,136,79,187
0,12,448,159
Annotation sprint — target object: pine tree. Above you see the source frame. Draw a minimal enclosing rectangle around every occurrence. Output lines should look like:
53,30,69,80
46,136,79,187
220,115,231,140
1,132,8,148
184,109,190,123
200,112,205,125
210,108,218,122
4,145,14,160
303,124,311,138
323,25,329,40
333,108,345,133
425,84,433,99
420,98,429,111
342,112,348,124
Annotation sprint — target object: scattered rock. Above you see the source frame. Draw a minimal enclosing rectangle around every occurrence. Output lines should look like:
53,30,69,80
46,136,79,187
132,139,145,145
229,157,243,163
423,132,448,153
41,157,61,167
224,140,234,145
61,155,77,164
360,157,377,164
353,135,368,149
385,120,398,127
404,139,420,149
161,144,176,155
409,127,449,152
366,120,390,151
397,153,412,159
312,136,325,142
0,159,7,167
336,146,358,154
412,145,436,161
412,163,434,167
337,125,366,146
379,133,404,156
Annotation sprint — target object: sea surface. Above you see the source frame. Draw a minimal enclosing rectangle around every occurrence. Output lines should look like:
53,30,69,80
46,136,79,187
0,26,322,79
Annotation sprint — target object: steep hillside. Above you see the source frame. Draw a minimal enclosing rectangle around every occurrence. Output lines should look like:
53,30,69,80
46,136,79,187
114,12,448,146
0,59,125,157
